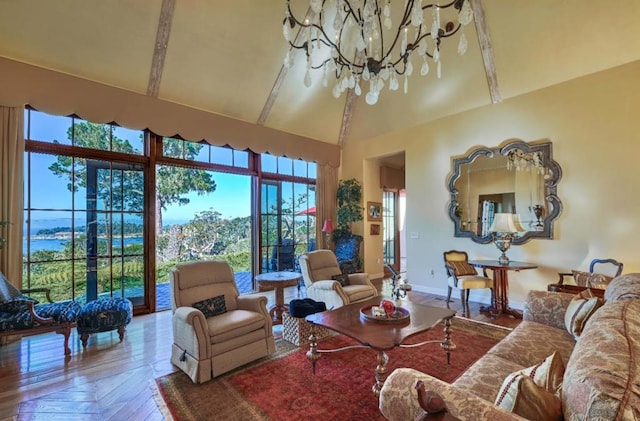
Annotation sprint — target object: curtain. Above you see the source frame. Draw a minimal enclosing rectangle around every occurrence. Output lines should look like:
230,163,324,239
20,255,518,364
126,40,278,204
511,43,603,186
315,164,338,250
0,106,24,287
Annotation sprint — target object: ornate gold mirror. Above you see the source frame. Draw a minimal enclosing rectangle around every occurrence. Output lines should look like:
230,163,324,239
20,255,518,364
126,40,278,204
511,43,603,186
447,139,562,244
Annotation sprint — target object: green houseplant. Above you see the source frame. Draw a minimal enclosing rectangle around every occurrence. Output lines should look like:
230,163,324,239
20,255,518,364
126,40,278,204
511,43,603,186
334,178,364,240
333,179,364,272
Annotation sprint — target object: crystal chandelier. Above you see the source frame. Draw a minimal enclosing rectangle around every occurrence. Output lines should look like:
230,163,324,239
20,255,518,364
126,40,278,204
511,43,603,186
506,149,545,174
283,0,474,105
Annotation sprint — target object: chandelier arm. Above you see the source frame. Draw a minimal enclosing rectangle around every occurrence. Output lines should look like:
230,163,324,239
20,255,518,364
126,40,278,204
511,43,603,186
375,1,415,69
422,0,460,10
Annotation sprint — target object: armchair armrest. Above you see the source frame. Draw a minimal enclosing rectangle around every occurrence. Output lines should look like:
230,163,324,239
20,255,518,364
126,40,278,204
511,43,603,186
237,295,272,329
25,301,55,325
172,306,210,359
522,290,575,330
347,272,373,287
311,280,341,291
21,287,53,303
380,368,525,421
557,272,573,285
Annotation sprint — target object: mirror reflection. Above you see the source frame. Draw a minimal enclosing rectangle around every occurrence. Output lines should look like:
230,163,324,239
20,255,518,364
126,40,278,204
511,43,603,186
447,139,562,244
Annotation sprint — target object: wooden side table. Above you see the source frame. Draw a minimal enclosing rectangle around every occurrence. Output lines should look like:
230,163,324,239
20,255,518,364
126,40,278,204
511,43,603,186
468,260,537,319
255,271,302,325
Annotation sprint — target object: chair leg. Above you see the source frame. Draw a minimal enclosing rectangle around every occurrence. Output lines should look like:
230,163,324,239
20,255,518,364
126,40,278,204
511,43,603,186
446,286,452,303
460,289,468,316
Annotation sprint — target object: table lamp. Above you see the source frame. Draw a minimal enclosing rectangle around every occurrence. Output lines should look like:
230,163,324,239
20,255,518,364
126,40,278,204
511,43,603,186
489,213,526,265
321,218,333,250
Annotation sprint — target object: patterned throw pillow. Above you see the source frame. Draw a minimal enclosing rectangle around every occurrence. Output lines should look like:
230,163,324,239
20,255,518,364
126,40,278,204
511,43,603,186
571,270,612,288
447,261,477,276
192,295,227,318
495,375,562,420
564,289,603,339
0,295,39,313
495,352,565,420
331,273,350,287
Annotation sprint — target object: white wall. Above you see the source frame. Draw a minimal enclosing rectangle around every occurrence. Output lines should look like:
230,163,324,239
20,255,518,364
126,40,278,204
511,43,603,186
341,60,640,309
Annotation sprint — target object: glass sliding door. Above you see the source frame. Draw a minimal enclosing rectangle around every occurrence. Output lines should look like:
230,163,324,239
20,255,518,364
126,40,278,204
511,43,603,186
383,190,400,274
260,179,315,275
85,160,146,305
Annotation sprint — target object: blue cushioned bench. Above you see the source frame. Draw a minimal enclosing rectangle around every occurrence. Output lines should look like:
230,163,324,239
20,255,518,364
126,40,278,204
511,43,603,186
76,297,133,348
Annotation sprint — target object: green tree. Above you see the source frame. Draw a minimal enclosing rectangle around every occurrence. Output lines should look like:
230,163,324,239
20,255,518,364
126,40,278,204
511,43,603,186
157,138,217,234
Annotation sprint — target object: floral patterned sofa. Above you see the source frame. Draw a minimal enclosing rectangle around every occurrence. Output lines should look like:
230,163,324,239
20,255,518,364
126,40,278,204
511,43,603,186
379,273,640,420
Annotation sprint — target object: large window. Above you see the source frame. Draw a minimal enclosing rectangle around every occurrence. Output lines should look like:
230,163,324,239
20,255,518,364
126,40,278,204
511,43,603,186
22,109,317,312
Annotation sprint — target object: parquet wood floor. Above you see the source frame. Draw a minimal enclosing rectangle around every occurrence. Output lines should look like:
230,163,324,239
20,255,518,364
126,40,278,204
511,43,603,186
0,282,520,420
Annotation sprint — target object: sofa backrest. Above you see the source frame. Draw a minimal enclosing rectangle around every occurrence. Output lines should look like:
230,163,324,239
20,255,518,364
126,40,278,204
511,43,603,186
604,273,640,302
562,298,640,419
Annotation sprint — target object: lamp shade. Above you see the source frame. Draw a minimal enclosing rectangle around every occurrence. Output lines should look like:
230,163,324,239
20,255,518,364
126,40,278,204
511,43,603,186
321,219,333,233
489,213,526,233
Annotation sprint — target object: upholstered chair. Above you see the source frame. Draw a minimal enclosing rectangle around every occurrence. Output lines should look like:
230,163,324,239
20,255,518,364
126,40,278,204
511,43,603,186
548,258,624,298
170,260,275,384
443,250,493,316
299,249,378,310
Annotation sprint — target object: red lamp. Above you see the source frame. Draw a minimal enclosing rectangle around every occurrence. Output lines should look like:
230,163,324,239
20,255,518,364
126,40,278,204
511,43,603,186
322,219,334,249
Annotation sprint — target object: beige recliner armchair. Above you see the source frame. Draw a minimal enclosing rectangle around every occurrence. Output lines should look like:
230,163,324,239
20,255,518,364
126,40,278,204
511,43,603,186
170,260,275,383
299,250,378,309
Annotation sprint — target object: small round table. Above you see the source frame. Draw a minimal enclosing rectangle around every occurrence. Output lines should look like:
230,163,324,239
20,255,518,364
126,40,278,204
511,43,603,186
468,260,538,319
255,271,302,325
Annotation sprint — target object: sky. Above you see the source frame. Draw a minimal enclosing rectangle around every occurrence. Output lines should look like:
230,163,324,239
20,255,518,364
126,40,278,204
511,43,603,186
25,111,251,224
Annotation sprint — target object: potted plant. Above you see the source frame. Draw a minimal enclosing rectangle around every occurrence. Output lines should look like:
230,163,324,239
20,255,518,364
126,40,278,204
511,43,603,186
333,179,364,272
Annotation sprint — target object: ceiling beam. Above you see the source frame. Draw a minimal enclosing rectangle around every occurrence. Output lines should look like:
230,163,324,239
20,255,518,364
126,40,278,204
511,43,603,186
257,8,312,126
147,0,176,97
469,0,502,104
338,51,365,147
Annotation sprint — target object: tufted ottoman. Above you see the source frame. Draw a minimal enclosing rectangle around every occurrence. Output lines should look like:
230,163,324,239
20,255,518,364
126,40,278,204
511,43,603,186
77,297,133,348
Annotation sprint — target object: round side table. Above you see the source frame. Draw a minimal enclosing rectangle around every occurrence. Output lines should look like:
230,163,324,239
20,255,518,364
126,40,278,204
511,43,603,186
255,271,302,325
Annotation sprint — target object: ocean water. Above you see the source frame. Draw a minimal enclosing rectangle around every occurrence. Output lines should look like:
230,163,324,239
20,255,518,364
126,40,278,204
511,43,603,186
25,237,143,253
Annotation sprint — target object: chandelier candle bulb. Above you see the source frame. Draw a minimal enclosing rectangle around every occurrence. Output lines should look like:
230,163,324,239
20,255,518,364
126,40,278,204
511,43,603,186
284,0,474,104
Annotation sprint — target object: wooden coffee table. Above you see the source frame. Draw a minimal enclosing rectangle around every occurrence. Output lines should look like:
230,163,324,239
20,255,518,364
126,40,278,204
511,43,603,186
305,297,456,395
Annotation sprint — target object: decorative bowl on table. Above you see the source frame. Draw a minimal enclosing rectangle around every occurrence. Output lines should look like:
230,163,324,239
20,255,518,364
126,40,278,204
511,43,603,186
360,304,410,324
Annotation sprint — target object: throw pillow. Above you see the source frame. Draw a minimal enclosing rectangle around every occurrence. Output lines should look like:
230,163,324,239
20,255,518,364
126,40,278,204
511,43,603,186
192,295,227,318
0,295,39,313
519,351,565,394
0,272,22,302
331,273,350,287
447,261,477,276
571,270,612,288
495,374,562,420
564,289,603,339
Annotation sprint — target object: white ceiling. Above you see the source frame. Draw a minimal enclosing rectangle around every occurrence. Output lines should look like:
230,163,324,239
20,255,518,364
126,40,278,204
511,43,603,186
1,0,639,146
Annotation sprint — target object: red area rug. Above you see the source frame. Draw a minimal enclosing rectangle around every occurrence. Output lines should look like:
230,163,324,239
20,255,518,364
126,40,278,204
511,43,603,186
154,317,510,421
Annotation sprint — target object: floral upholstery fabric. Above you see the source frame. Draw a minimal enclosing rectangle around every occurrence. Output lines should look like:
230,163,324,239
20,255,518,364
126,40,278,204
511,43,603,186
76,297,133,335
452,322,575,403
562,298,640,421
604,273,640,301
523,290,575,330
0,300,81,331
379,275,640,421
0,295,38,313
379,368,528,421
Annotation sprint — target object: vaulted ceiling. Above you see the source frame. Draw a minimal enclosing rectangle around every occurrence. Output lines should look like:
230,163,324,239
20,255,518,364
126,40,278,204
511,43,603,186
1,1,639,147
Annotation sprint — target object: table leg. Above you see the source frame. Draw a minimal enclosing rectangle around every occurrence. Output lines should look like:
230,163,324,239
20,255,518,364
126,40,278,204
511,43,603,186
268,286,288,325
306,325,321,375
440,317,456,365
372,350,389,396
480,269,522,319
